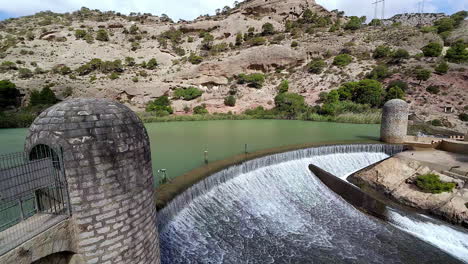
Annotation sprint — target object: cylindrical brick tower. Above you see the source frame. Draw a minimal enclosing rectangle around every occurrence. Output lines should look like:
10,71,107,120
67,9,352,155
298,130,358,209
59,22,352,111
380,99,409,144
25,98,160,264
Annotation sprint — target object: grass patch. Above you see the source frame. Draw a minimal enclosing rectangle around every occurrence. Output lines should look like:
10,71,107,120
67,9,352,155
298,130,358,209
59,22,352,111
416,173,456,194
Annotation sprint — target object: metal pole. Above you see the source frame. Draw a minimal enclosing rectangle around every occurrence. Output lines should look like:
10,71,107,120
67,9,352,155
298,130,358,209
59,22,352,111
204,151,208,164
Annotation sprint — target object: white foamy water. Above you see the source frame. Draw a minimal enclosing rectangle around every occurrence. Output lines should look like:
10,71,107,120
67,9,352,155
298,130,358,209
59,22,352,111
159,144,468,264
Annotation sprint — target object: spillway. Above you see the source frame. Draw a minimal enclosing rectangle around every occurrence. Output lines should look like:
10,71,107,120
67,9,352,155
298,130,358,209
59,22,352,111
159,144,468,264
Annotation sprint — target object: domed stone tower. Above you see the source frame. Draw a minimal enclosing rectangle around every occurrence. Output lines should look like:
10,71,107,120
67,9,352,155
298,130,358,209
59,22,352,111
380,99,409,144
25,98,160,264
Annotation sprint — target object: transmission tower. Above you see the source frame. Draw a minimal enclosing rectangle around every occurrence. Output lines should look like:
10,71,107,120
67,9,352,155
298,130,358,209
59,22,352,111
372,0,386,20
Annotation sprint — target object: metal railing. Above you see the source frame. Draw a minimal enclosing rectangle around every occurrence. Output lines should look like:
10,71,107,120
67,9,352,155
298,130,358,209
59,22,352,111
0,145,70,255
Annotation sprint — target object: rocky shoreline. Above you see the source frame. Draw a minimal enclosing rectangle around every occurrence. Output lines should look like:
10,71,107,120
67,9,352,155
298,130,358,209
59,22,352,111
349,156,468,227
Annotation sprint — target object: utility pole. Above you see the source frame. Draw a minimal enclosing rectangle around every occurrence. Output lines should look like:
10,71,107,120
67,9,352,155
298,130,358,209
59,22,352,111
372,0,386,20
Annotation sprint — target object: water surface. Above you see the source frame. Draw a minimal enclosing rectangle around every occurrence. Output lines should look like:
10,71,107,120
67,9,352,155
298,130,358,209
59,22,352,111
0,120,379,183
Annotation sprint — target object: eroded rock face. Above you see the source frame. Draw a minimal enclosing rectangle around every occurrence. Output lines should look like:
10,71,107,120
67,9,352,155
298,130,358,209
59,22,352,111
349,157,468,226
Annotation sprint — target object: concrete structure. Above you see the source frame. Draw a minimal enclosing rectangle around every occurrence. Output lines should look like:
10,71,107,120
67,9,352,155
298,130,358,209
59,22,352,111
380,99,409,144
21,98,160,264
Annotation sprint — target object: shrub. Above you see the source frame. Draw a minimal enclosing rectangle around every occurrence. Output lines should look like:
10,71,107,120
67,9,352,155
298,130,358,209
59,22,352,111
0,80,20,109
29,87,58,106
132,76,139,82
367,65,390,80
96,29,109,41
385,86,405,101
193,104,208,115
145,58,158,70
53,65,72,75
262,23,275,35
250,37,267,46
369,19,382,26
435,61,449,74
392,49,410,62
188,53,203,65
416,173,456,194
352,79,384,107
459,113,468,122
274,92,308,119
0,61,17,72
237,73,265,88
139,70,148,77
422,42,443,57
224,95,236,106
333,54,353,67
146,96,173,116
235,33,243,46
344,16,362,30
131,42,141,51
109,72,119,80
420,26,437,33
129,24,139,35
84,33,94,44
434,18,455,34
212,43,229,54
278,80,289,94
415,68,432,84
201,33,214,50
430,119,443,126
307,59,326,74
387,80,408,91
18,68,33,79
426,85,440,94
373,45,391,59
75,29,87,39
291,41,299,48
445,40,468,63
173,87,203,101
125,57,136,66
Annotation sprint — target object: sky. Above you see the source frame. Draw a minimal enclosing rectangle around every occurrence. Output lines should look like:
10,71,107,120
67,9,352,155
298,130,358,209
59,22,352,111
0,0,466,21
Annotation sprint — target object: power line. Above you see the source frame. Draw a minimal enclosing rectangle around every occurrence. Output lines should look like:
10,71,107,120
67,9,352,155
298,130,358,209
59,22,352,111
372,0,386,20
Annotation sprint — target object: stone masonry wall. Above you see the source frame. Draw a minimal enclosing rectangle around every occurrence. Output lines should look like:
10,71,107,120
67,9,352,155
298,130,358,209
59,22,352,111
25,99,160,264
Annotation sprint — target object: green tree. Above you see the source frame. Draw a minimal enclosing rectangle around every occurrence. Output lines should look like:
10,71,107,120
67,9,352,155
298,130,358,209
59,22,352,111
434,18,455,33
278,80,289,94
193,104,209,115
426,85,440,94
445,40,468,63
30,87,58,106
422,42,443,57
387,80,408,91
307,59,326,74
369,19,382,26
96,29,109,41
262,23,275,35
333,54,353,67
237,73,265,88
224,95,236,106
373,45,391,59
415,68,432,84
146,96,174,116
435,61,449,74
367,65,390,80
352,79,384,107
385,86,405,101
274,93,308,119
392,49,410,63
201,33,214,50
0,80,20,109
173,87,203,100
344,16,362,30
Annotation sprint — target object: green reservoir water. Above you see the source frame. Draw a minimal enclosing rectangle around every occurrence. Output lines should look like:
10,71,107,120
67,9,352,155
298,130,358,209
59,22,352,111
0,120,379,183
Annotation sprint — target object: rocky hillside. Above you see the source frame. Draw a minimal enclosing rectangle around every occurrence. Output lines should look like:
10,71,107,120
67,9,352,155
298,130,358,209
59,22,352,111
0,0,467,131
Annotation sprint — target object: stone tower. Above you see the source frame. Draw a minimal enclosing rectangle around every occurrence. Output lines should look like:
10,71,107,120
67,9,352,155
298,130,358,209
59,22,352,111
380,99,409,144
25,99,160,264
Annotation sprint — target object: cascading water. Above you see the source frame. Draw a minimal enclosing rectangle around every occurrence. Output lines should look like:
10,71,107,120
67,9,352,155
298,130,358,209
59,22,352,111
159,144,468,264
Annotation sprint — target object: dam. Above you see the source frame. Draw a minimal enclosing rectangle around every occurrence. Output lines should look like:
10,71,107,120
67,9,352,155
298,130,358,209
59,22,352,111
158,144,468,263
